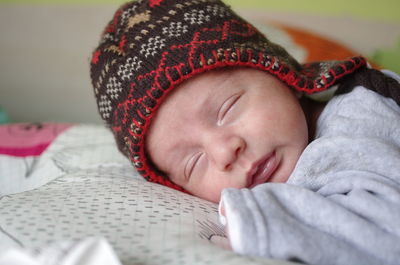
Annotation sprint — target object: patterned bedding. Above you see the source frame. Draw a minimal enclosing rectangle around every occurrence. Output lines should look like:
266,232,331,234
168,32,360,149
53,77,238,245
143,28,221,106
0,123,295,265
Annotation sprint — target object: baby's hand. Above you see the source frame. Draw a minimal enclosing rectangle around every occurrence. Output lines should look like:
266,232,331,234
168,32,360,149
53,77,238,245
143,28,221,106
214,201,232,250
218,201,227,229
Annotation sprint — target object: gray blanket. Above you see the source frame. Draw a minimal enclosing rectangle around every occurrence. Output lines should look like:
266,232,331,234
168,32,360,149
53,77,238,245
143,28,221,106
220,70,400,265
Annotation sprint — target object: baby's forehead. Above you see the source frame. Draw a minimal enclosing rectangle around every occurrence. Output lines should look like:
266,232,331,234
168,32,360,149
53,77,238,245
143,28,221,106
195,67,269,81
179,67,273,92
148,68,258,134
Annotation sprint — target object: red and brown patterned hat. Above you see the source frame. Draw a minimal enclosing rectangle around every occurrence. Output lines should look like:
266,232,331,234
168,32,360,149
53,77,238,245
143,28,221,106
90,0,367,192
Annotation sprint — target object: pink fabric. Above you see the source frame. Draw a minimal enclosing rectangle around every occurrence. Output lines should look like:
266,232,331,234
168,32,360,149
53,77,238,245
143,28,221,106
0,123,72,157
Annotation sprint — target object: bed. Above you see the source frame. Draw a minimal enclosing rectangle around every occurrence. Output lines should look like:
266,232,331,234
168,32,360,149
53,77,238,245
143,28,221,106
0,3,399,265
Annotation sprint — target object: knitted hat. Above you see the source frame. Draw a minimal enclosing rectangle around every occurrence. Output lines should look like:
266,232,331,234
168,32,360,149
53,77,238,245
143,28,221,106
90,0,367,192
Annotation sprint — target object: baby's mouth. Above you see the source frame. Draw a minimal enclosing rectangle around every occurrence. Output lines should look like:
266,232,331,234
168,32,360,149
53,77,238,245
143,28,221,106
247,152,279,188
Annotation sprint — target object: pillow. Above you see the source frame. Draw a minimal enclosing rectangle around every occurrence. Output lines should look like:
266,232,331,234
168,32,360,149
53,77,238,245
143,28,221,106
0,123,71,196
0,124,292,265
0,123,71,157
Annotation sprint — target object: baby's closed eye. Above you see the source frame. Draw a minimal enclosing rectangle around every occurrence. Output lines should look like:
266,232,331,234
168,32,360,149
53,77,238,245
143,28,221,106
217,92,243,126
184,152,204,179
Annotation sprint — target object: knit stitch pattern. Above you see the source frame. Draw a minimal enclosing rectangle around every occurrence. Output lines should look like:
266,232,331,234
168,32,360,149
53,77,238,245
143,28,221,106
90,0,367,191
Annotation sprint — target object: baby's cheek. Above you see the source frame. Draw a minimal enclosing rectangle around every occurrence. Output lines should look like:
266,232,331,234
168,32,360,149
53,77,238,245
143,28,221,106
190,177,225,203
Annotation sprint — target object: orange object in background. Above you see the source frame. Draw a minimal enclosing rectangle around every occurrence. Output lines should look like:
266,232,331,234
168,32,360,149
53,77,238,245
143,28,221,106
275,23,380,68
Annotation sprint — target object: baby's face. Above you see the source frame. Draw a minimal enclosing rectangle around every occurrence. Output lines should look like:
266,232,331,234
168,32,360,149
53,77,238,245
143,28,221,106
146,68,308,203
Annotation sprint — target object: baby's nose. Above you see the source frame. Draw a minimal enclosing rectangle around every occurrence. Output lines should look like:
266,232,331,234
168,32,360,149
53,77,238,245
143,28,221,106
207,134,245,171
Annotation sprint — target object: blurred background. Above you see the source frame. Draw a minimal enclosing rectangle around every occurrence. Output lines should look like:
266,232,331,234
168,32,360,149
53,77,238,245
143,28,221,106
0,0,399,124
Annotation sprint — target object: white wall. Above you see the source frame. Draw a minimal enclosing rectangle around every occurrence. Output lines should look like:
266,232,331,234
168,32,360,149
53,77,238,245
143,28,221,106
0,5,118,123
0,4,399,124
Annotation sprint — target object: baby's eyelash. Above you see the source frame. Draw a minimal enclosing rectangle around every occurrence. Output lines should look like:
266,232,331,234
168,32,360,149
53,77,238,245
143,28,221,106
217,92,242,125
184,152,203,179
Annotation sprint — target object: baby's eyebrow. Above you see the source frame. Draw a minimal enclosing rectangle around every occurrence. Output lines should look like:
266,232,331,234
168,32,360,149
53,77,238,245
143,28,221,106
198,90,225,120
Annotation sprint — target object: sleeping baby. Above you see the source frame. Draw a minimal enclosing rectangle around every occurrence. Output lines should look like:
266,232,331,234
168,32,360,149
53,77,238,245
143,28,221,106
90,0,400,264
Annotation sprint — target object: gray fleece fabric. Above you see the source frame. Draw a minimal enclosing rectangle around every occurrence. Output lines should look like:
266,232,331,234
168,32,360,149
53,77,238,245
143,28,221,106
220,71,400,265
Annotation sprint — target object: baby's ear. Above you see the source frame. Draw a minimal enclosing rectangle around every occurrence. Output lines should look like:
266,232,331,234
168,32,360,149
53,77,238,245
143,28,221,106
293,90,302,99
